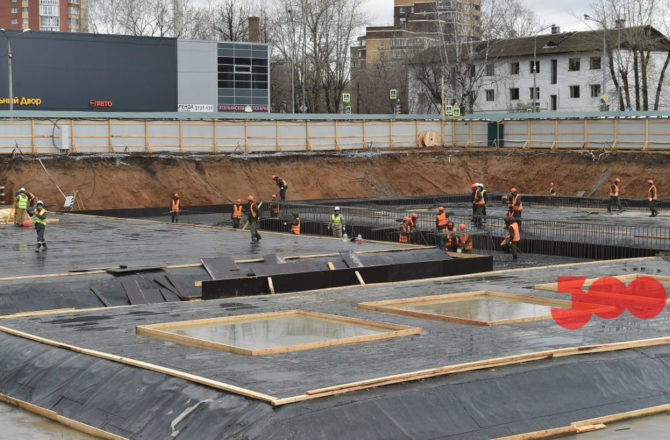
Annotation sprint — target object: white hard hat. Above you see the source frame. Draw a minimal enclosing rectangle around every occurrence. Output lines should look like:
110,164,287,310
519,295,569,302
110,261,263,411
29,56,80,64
36,200,44,205
19,187,25,192
334,206,340,211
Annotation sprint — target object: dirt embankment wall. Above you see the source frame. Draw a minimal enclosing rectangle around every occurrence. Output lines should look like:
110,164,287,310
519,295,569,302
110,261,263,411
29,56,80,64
0,150,667,210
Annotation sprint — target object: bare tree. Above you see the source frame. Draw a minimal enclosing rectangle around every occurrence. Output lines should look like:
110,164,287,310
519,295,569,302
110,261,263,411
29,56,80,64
481,0,542,39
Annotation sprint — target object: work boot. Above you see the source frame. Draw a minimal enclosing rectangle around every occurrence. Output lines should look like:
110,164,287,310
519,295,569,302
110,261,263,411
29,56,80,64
42,243,47,251
34,245,40,253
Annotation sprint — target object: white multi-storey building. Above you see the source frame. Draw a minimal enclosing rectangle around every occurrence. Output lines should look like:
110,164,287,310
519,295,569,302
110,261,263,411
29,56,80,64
409,25,670,114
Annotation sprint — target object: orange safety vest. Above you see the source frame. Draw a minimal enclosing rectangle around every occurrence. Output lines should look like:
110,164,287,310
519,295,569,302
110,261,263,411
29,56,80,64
444,230,454,247
550,187,556,196
610,183,619,197
459,233,473,251
410,218,417,228
399,223,411,243
510,222,521,242
474,189,485,205
249,203,259,220
232,204,243,219
171,199,180,212
436,212,448,227
271,202,280,214
512,193,523,211
648,185,658,200
291,218,301,235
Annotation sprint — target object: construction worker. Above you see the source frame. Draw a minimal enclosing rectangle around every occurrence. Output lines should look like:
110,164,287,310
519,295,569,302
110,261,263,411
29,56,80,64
608,178,622,212
231,199,244,228
272,175,288,201
290,213,301,235
648,179,659,217
471,183,477,218
328,206,345,238
480,183,488,221
439,221,457,252
436,207,448,232
170,193,180,223
270,194,280,218
399,216,412,243
31,200,48,252
457,223,473,253
509,188,523,221
501,216,521,260
549,182,557,196
13,187,30,226
473,184,485,227
409,212,419,243
246,195,262,243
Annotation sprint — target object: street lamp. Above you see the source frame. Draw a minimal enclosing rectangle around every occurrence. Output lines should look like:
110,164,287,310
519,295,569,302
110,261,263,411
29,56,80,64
0,28,30,112
532,24,555,112
583,14,608,109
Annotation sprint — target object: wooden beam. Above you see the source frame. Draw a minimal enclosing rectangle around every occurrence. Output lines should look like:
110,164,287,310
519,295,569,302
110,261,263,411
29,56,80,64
327,262,335,270
355,270,365,285
268,276,275,294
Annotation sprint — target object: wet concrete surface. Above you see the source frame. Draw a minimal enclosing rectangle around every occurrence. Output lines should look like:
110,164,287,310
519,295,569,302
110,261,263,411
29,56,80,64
3,256,669,399
0,402,95,440
396,296,554,322
560,413,670,439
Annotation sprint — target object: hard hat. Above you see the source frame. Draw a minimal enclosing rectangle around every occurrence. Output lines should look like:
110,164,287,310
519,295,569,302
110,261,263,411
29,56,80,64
459,223,466,230
236,199,242,203
19,187,25,192
272,175,277,179
477,183,484,188
248,195,254,201
438,206,444,211
550,182,554,186
403,216,410,221
411,213,418,218
36,200,44,205
648,179,654,184
334,206,340,211
174,193,179,197
615,178,621,182
272,194,277,198
447,220,454,226
471,183,476,188
510,187,517,193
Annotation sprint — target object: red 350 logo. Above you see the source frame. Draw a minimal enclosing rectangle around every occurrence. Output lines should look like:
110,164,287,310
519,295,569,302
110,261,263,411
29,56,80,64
551,276,667,329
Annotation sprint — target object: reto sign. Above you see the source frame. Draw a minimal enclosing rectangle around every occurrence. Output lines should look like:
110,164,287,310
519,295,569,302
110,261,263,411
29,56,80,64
551,276,667,329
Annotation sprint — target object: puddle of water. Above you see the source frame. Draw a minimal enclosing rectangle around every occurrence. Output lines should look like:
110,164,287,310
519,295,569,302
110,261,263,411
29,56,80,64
397,297,553,322
170,315,387,350
0,402,96,440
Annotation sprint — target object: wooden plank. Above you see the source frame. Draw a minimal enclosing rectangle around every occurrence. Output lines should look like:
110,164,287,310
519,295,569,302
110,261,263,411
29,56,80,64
355,271,365,285
267,277,275,294
327,262,335,270
165,274,191,300
120,279,147,305
106,265,164,274
90,287,112,307
142,288,165,303
0,308,76,319
159,288,181,302
152,277,180,296
201,257,240,280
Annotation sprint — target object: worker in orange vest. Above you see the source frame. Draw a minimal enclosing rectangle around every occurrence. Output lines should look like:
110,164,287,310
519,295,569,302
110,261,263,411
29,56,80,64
501,216,521,260
170,193,180,223
231,199,244,228
549,182,557,196
399,216,412,243
457,224,473,253
272,175,288,200
435,207,448,232
439,221,457,252
509,188,523,224
473,184,485,227
608,178,622,212
409,213,418,243
648,179,659,217
291,213,301,235
270,194,280,218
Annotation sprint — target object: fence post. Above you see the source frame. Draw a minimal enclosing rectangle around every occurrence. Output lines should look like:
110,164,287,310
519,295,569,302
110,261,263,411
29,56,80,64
583,119,588,150
70,119,76,153
179,120,184,153
523,119,530,148
305,120,312,151
451,119,456,147
212,119,217,153
551,119,558,150
31,119,36,154
643,118,650,151
334,120,341,151
108,119,113,153
362,120,367,149
275,120,281,152
612,118,619,149
244,120,250,152
144,120,150,153
468,121,473,147
389,119,394,148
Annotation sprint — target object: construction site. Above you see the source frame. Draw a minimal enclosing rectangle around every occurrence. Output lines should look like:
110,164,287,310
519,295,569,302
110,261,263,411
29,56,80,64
1,111,670,439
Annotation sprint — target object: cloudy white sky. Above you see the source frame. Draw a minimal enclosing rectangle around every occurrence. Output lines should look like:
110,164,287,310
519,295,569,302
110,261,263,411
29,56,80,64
363,0,592,32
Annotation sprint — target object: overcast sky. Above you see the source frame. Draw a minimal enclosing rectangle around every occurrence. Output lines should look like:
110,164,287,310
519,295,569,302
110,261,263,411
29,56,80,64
363,0,592,32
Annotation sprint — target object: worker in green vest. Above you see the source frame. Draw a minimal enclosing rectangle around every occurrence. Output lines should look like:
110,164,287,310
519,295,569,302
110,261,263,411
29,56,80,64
328,207,345,238
14,187,30,226
32,200,48,252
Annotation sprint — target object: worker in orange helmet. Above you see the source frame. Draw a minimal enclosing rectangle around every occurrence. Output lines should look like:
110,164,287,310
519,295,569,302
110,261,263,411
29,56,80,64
246,195,262,243
549,182,557,196
608,177,622,213
270,194,280,218
457,223,473,253
439,220,457,252
435,207,449,232
170,193,180,223
647,179,658,217
409,212,419,243
399,216,412,243
231,198,244,228
501,216,521,261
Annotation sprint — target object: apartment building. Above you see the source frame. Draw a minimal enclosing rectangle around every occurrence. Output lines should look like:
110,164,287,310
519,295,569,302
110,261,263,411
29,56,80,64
0,0,88,32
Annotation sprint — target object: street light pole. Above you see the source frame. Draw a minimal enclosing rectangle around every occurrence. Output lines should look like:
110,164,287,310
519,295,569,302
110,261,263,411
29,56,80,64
532,24,555,112
583,15,607,108
1,28,29,112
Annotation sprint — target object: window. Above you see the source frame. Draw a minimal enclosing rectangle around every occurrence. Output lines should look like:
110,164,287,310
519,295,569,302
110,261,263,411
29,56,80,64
378,40,385,50
590,56,601,70
510,88,520,100
399,7,406,14
485,63,494,76
529,87,540,100
590,84,601,97
510,62,519,74
551,59,558,84
569,57,581,71
11,19,18,24
23,18,28,24
23,7,28,12
11,7,18,13
530,60,540,73
486,89,495,101
570,85,580,98
68,6,79,14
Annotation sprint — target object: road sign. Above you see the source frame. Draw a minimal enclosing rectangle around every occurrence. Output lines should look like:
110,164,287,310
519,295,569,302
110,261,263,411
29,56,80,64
389,89,398,100
453,107,461,117
345,105,352,114
300,104,308,113
603,94,609,102
444,104,453,116
342,93,351,103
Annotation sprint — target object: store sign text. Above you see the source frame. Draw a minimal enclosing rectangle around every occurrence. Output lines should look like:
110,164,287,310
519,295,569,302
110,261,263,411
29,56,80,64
0,97,43,106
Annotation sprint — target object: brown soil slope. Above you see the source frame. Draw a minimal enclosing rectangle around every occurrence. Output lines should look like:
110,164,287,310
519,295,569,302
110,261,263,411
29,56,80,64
0,150,667,210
